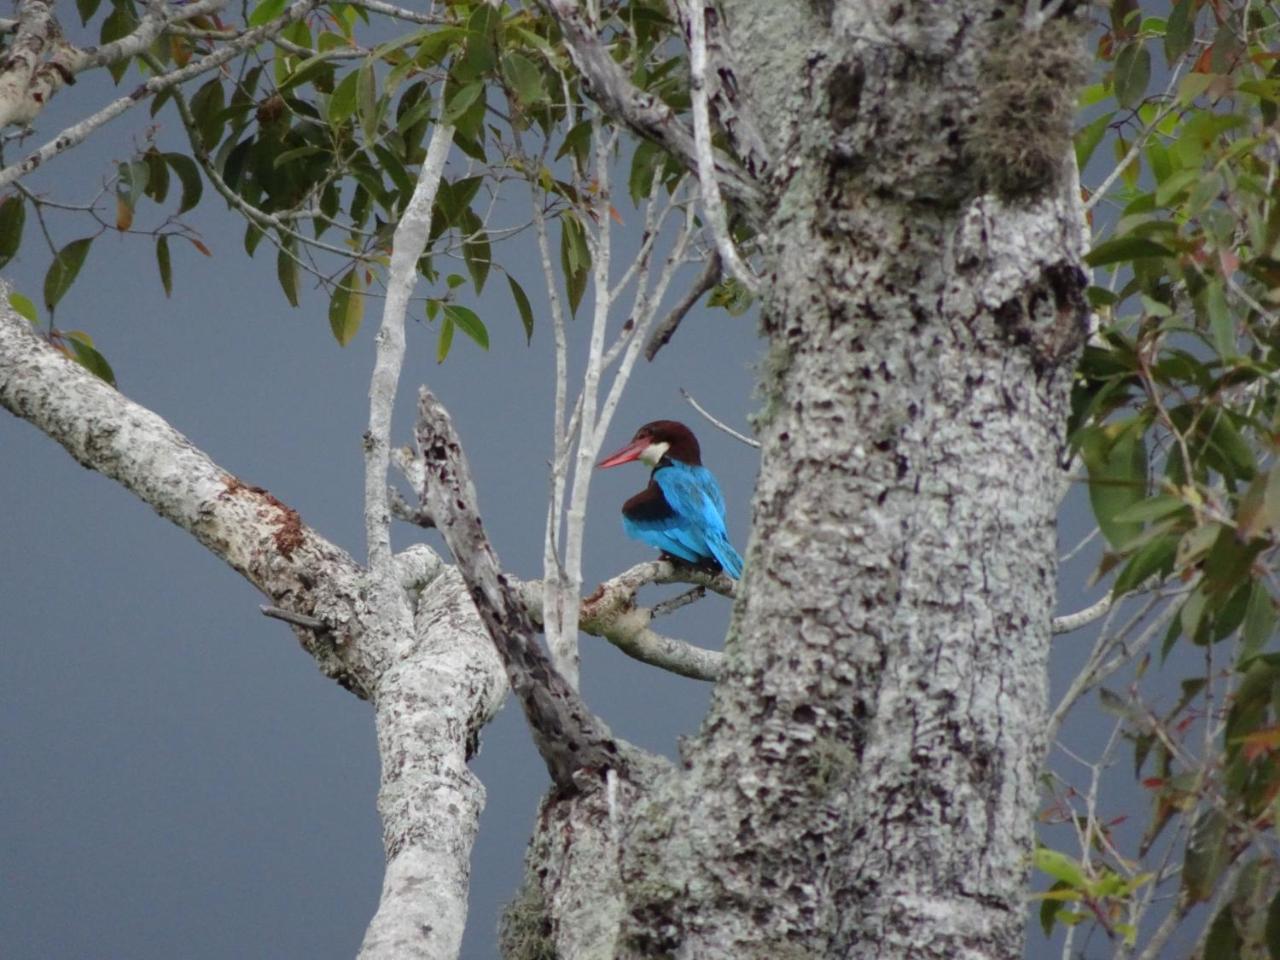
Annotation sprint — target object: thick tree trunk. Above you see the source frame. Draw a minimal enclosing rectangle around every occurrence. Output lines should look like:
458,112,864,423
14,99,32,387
519,4,1089,958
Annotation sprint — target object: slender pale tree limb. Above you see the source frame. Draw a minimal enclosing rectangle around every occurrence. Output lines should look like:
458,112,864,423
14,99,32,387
518,559,733,682
365,122,454,580
687,4,760,295
537,0,764,221
555,120,620,688
668,0,770,177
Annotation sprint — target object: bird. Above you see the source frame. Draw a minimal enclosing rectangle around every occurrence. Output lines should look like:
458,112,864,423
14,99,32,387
597,419,743,578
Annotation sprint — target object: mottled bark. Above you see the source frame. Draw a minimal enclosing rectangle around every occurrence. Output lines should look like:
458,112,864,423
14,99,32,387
515,3,1089,959
0,302,507,960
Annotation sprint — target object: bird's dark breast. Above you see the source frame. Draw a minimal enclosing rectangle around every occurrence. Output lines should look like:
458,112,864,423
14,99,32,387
622,481,674,522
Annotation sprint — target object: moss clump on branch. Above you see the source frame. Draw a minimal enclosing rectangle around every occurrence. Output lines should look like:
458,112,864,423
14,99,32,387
499,880,556,960
966,19,1089,200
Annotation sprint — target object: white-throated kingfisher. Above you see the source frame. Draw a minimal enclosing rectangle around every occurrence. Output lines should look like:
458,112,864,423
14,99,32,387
597,420,743,578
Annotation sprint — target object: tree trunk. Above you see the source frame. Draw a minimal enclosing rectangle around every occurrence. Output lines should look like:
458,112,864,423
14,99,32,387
518,4,1089,958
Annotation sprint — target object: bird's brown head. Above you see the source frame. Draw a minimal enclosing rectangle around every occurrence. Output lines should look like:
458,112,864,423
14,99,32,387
598,420,702,469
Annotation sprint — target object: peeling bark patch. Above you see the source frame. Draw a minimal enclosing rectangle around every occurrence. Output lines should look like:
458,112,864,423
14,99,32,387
220,474,305,558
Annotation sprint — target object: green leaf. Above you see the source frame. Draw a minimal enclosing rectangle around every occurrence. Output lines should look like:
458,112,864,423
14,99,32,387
1079,423,1148,548
443,304,488,350
155,235,172,297
328,70,360,125
165,153,203,214
329,269,364,345
629,141,663,206
1205,905,1241,960
143,149,170,204
444,80,484,125
1111,495,1185,524
463,229,491,293
1205,279,1234,360
560,214,589,316
248,0,288,28
244,222,264,257
1075,112,1114,171
1164,0,1196,65
75,0,102,25
63,331,116,386
1155,168,1200,207
0,194,25,269
357,59,379,143
708,277,754,316
502,52,547,107
556,120,592,170
415,28,463,69
100,4,137,83
1265,887,1280,960
43,238,93,312
1241,584,1275,663
1085,235,1173,267
1034,848,1087,889
436,315,455,362
277,242,299,308
1112,531,1177,597
1183,808,1229,903
1114,42,1151,109
188,79,226,151
9,291,38,324
507,275,535,343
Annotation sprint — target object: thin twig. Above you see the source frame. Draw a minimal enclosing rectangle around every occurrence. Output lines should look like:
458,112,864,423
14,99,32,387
680,388,760,448
652,586,706,618
644,251,721,360
261,604,329,631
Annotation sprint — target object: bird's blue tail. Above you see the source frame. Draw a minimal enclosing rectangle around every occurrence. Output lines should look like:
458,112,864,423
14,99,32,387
709,534,743,579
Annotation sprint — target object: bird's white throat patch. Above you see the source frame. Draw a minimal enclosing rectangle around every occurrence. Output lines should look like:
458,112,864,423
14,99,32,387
639,441,669,466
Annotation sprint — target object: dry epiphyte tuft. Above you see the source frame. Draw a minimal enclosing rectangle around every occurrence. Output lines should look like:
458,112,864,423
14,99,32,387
966,18,1090,200
498,880,555,960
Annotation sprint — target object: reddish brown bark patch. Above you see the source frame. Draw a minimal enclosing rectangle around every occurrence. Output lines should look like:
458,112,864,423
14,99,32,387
220,474,305,559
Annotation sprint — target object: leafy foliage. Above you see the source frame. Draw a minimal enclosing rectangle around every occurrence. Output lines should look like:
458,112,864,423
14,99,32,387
1041,2,1280,954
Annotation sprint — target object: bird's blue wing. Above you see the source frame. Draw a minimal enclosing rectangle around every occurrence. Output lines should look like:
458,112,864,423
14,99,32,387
652,464,743,578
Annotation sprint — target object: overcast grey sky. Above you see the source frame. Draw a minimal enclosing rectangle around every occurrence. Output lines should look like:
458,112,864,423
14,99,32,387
0,13,1174,960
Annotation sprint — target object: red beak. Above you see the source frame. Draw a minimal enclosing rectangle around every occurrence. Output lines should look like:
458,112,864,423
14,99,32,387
598,437,648,468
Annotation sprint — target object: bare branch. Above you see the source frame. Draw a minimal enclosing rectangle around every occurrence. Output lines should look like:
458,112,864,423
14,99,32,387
688,4,761,295
389,487,434,528
1051,591,1114,635
347,0,448,24
365,123,454,579
680,388,760,448
0,296,372,695
652,586,706,618
414,387,624,791
644,251,721,360
668,0,770,177
537,0,765,222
